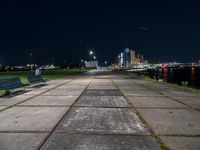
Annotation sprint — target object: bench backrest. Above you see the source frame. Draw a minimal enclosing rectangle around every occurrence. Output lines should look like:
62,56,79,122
27,75,44,83
0,77,24,90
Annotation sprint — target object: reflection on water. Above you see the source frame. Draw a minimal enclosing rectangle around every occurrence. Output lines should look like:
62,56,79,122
135,67,200,89
191,67,195,81
160,67,200,88
163,67,167,81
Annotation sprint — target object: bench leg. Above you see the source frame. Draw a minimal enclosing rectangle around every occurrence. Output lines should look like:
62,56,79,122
10,90,15,96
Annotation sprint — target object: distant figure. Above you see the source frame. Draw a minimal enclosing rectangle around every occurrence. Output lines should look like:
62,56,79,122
35,68,41,76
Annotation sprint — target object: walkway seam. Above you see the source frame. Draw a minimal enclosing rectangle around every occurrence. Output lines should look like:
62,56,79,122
111,77,170,150
37,78,94,150
0,78,76,113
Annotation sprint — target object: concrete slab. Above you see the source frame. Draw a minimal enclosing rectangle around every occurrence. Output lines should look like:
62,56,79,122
75,96,130,107
172,97,200,109
67,81,90,86
40,85,58,89
161,136,200,150
161,90,200,98
121,90,163,97
0,133,47,150
46,80,70,85
0,95,35,106
87,85,117,89
42,134,160,150
137,108,200,135
42,89,83,96
19,96,78,106
133,80,153,84
127,96,188,108
0,106,7,111
24,89,48,95
57,107,149,135
84,89,123,96
143,84,181,91
118,85,146,90
89,83,115,86
55,85,86,90
114,83,138,86
112,79,134,83
0,107,69,132
92,79,112,83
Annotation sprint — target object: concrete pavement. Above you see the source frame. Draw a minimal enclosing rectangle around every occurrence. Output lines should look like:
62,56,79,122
0,70,199,150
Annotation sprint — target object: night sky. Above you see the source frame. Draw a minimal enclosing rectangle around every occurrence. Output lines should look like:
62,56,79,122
0,0,200,65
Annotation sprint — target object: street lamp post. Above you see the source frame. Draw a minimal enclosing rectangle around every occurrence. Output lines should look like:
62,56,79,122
105,61,108,67
30,53,33,64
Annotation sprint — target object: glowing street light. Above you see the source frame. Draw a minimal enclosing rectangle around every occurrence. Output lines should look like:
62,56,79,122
93,56,96,60
89,51,93,55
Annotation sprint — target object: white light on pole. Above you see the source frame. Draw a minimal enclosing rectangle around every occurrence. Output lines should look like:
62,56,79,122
105,61,108,66
89,51,93,55
93,56,96,60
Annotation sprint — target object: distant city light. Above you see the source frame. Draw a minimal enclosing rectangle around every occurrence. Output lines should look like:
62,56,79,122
124,48,130,53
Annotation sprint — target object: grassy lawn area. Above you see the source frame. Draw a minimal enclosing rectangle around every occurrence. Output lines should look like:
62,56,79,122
0,69,90,97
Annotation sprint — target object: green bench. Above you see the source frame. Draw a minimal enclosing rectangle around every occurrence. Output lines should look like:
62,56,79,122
27,75,46,85
0,77,29,92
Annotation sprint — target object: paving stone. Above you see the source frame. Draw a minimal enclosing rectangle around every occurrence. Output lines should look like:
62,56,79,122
0,107,69,131
57,107,149,135
92,79,112,82
0,133,47,150
90,83,115,86
42,89,83,96
46,80,70,85
137,108,200,135
75,96,130,107
42,134,160,150
161,136,200,150
112,79,134,83
40,85,58,89
24,89,48,95
67,81,90,86
127,96,188,108
0,95,35,106
114,80,149,86
87,85,117,89
114,83,138,86
172,97,200,109
122,90,163,97
55,85,86,90
84,89,123,96
134,80,154,84
0,106,7,111
161,90,200,97
143,84,181,91
118,85,146,90
19,96,78,106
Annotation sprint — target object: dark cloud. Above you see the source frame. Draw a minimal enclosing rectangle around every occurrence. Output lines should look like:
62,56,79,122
137,26,148,31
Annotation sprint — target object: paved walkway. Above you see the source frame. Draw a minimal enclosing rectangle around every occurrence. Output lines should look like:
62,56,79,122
0,70,200,150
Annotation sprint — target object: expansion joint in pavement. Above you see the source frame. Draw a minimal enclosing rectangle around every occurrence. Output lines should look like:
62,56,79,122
143,84,200,111
111,79,169,150
0,79,74,113
37,78,94,150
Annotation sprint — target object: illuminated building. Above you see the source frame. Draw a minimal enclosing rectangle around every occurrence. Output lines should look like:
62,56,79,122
116,48,144,68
